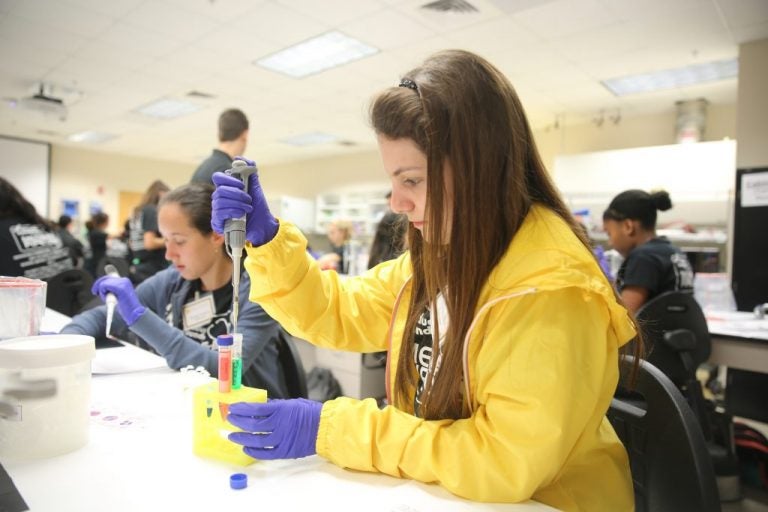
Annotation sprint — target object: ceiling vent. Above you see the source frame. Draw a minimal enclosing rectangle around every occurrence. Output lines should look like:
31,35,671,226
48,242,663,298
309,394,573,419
421,0,478,13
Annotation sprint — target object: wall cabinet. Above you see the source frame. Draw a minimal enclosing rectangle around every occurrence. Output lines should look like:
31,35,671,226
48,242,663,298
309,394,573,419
315,187,390,237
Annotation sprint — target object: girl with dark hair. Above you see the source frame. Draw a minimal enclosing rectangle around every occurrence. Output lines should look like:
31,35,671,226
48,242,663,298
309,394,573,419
367,211,407,269
603,189,695,313
62,183,290,398
211,50,641,509
0,176,73,279
128,179,171,284
84,211,109,278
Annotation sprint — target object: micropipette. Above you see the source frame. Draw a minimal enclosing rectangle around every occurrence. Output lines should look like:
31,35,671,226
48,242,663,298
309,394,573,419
104,263,120,338
223,160,258,388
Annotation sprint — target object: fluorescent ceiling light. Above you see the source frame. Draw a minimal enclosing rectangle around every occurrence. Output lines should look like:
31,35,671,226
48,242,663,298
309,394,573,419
134,98,203,119
67,131,117,144
279,132,338,146
601,58,738,96
256,31,378,78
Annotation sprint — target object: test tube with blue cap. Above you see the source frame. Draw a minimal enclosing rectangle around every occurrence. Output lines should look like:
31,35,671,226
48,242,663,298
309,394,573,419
217,334,233,418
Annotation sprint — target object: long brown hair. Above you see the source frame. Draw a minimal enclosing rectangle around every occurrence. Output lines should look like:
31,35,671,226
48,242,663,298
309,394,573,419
370,50,641,420
133,180,170,216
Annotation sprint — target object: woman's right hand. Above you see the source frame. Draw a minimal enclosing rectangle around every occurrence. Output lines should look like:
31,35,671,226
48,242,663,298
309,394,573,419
211,162,278,247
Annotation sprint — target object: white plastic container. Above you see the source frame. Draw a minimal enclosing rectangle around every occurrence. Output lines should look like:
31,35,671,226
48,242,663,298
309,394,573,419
0,334,95,460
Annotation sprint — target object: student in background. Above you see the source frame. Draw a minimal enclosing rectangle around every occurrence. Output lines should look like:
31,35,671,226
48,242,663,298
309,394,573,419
603,188,694,313
57,214,84,267
190,108,249,184
84,212,109,278
128,180,170,284
211,50,640,509
317,220,352,272
0,177,73,280
367,211,407,269
62,183,290,398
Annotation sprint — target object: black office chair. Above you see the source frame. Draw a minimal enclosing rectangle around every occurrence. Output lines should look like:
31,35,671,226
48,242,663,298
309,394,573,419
637,291,712,435
608,356,720,512
45,268,96,316
277,330,308,399
637,291,740,501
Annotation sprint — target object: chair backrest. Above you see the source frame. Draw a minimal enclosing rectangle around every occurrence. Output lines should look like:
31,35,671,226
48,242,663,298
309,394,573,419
608,356,720,512
45,268,95,316
277,330,308,399
636,291,711,385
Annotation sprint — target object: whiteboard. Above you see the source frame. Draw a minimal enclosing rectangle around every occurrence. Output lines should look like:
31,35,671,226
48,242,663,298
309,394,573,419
0,136,51,217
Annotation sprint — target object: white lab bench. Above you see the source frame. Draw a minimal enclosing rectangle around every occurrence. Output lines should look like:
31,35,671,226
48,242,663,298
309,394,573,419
2,345,554,512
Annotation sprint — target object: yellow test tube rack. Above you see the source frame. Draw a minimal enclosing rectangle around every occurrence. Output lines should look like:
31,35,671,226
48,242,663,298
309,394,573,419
192,381,267,466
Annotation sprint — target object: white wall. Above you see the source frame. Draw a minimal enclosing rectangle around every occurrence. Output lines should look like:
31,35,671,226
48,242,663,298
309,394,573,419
0,137,50,217
49,145,193,233
45,104,738,232
737,38,768,169
553,140,737,226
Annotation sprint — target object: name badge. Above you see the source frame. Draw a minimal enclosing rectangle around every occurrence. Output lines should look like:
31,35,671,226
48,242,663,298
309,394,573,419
183,294,215,330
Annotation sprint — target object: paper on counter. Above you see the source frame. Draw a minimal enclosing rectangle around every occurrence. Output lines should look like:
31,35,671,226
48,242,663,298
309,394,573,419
92,343,167,374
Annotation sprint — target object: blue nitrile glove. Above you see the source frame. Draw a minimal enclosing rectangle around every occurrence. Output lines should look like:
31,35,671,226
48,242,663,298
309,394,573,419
91,276,146,326
594,245,613,281
211,159,279,247
227,398,322,460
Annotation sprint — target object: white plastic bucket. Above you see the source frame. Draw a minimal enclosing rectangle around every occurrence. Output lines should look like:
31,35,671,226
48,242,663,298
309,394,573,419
0,334,95,460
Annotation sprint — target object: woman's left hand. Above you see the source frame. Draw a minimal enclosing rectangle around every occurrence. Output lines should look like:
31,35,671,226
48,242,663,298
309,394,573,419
91,276,146,326
227,399,322,460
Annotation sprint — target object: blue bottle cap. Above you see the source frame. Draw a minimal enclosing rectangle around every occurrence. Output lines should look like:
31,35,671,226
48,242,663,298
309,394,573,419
230,472,247,490
217,334,234,347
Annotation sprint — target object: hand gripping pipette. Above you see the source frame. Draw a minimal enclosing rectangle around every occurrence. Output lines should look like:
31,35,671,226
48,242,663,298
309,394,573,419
224,159,258,389
104,263,120,338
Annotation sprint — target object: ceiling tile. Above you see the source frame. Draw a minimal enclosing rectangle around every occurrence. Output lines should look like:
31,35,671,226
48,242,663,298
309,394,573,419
713,0,768,30
61,0,146,18
276,0,387,25
339,8,437,50
226,2,329,47
9,0,116,37
161,0,265,23
97,21,185,56
122,0,220,43
0,14,88,54
511,0,619,38
0,0,763,167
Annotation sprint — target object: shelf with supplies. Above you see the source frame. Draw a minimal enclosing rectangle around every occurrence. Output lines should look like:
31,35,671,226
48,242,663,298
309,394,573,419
589,227,729,273
315,187,391,237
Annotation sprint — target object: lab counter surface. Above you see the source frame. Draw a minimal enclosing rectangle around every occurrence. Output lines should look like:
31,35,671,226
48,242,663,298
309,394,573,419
706,310,768,374
3,345,557,512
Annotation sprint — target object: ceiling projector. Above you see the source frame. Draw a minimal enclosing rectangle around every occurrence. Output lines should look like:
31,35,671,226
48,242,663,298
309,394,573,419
8,83,71,121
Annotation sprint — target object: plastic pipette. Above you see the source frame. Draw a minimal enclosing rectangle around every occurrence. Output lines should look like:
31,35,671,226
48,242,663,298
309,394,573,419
104,264,120,337
223,160,257,388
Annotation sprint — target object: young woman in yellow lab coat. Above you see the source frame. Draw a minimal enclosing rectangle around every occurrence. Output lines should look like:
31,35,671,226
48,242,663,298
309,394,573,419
211,49,642,511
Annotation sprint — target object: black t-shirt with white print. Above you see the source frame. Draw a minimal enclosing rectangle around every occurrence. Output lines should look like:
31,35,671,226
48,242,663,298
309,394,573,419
616,236,694,302
413,306,433,417
412,295,449,417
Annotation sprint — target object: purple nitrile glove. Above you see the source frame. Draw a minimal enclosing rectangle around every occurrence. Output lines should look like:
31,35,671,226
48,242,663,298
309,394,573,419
91,276,146,326
594,245,614,281
211,159,278,247
227,398,322,460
